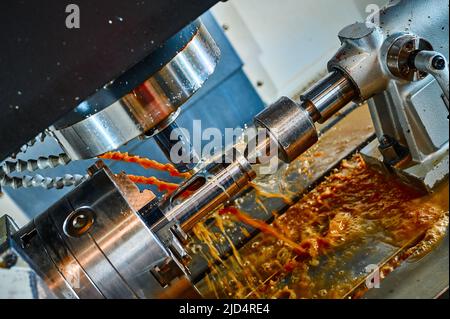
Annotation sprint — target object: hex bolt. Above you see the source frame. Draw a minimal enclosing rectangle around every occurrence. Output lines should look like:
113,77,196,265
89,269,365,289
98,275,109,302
432,56,446,70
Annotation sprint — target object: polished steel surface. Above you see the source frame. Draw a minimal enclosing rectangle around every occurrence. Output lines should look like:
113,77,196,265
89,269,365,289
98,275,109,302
328,21,385,101
155,149,256,234
386,35,432,82
154,121,199,173
8,162,196,299
414,50,449,103
0,215,59,299
52,22,220,160
12,217,86,299
300,71,357,123
1,0,448,301
363,231,449,299
324,0,449,192
254,97,318,163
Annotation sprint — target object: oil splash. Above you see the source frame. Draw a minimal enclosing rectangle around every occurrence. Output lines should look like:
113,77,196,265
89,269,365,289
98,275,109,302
191,155,448,299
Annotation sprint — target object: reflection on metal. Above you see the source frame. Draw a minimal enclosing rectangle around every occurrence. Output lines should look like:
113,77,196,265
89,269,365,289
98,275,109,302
324,0,449,192
386,35,432,82
1,153,71,174
3,162,198,299
190,105,376,283
362,232,449,299
254,97,318,163
413,50,449,103
52,22,220,160
154,121,199,173
300,71,357,123
0,171,88,193
0,215,58,299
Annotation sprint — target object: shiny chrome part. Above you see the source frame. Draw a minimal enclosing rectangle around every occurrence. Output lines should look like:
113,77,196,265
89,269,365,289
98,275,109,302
414,50,449,103
0,171,89,193
300,71,357,123
325,0,449,192
328,22,386,101
154,121,199,173
243,135,278,166
254,97,318,163
137,149,257,268
387,35,432,82
155,149,256,234
8,162,198,299
52,22,220,160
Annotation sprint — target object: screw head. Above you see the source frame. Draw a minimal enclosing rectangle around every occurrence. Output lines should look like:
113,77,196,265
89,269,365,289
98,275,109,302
63,208,95,237
432,56,446,70
72,214,89,229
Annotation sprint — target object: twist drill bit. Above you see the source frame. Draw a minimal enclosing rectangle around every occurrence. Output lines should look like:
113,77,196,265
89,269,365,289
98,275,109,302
9,132,47,159
1,153,71,174
0,171,88,194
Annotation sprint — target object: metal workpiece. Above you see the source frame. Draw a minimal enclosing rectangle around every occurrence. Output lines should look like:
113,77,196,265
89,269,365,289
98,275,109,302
154,149,256,234
136,149,257,282
51,21,220,160
254,97,318,163
6,162,197,299
300,71,358,123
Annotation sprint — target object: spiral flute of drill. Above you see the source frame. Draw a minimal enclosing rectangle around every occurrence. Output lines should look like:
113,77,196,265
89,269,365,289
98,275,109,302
9,132,47,159
1,153,71,174
0,171,88,193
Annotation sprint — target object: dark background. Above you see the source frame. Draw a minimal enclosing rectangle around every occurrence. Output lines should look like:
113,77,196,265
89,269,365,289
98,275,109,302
0,0,219,160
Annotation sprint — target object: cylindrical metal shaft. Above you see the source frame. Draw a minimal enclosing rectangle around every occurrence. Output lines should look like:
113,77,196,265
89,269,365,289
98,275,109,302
148,149,256,234
147,71,357,244
301,71,357,123
254,97,318,163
